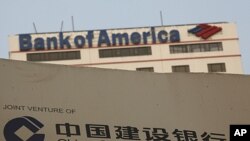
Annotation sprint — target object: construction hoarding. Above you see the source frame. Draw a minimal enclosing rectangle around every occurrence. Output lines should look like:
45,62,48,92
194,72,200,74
0,59,250,141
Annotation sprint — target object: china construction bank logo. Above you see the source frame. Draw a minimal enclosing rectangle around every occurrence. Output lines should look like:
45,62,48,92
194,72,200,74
188,24,222,39
4,116,45,141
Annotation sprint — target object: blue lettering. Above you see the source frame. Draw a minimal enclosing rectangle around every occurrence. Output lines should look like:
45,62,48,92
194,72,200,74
130,32,141,45
98,30,111,47
47,37,58,50
19,34,32,51
170,30,180,42
86,31,94,48
158,30,168,43
74,35,85,48
34,38,45,50
143,32,151,44
112,33,129,46
151,27,156,44
59,32,71,49
18,27,181,51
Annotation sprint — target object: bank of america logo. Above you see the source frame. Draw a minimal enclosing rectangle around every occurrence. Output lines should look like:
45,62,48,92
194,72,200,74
188,24,222,39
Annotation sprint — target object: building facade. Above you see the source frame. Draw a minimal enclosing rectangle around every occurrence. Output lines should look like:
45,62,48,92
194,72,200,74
9,22,243,74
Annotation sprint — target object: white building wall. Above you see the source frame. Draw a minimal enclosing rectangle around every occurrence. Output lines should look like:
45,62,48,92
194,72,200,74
8,22,243,74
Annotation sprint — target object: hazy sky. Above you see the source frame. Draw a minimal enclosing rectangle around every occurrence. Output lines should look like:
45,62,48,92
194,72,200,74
0,0,249,74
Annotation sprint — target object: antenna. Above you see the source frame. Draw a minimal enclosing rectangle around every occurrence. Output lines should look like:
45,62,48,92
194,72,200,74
71,16,75,32
33,22,38,33
160,11,164,26
60,21,64,32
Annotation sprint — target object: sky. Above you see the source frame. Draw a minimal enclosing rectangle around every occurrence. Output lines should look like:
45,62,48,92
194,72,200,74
0,0,249,74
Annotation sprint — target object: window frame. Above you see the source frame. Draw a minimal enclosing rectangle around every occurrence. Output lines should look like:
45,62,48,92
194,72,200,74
99,46,152,58
136,67,154,72
27,51,81,62
172,65,190,73
208,63,226,72
170,42,223,54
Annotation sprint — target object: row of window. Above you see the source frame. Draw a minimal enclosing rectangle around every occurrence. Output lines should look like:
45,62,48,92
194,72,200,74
27,51,81,61
26,47,152,61
99,46,152,58
136,63,226,73
170,42,223,54
99,42,223,58
26,42,223,61
26,49,226,73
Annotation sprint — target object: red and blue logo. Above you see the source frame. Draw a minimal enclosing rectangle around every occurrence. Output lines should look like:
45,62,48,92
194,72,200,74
188,24,222,39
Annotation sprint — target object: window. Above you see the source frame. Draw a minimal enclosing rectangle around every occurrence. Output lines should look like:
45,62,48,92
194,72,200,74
172,65,190,72
170,45,188,53
170,42,222,54
99,46,152,58
136,67,154,72
209,43,223,51
27,51,81,61
208,63,226,72
190,44,201,52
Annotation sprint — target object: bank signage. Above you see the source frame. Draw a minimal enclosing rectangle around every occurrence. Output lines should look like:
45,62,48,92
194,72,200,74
18,27,180,52
3,110,228,141
3,116,228,141
4,116,45,141
188,24,222,39
1,104,229,141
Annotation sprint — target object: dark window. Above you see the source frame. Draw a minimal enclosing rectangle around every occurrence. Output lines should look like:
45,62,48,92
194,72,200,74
190,44,201,52
170,42,222,54
170,45,188,53
136,67,154,72
209,43,223,51
121,48,130,56
172,65,190,72
27,51,81,61
208,63,226,72
100,49,112,58
99,46,151,58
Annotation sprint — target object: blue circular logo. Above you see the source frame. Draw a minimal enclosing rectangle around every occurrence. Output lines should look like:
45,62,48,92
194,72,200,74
4,116,45,141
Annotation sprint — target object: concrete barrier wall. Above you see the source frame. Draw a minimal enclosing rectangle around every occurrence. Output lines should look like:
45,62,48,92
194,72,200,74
0,59,250,141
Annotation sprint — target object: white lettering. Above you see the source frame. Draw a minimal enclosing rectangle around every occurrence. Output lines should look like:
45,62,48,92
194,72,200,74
234,129,247,136
234,129,241,136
